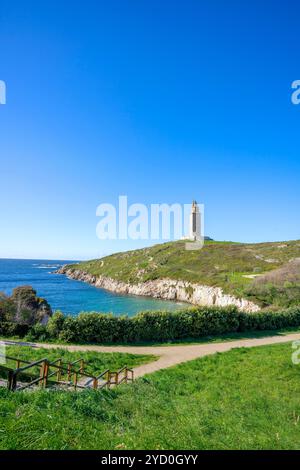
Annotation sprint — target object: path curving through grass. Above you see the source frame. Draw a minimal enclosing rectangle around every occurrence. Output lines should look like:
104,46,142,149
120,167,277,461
4,332,300,378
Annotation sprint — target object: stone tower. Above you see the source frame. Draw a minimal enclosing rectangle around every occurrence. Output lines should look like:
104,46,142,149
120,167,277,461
190,200,200,241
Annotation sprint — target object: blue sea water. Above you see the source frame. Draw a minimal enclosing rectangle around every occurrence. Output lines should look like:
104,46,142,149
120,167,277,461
0,259,184,317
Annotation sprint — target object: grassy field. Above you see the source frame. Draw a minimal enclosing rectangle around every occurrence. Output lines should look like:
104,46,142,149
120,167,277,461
65,239,300,308
2,345,155,377
0,342,299,450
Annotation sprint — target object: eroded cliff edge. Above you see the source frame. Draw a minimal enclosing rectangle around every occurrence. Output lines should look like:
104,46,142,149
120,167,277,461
56,266,260,313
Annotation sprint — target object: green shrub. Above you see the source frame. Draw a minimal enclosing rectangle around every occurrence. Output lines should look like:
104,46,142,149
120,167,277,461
0,286,52,326
25,323,48,341
0,321,29,337
46,311,65,338
1,305,300,344
245,282,300,308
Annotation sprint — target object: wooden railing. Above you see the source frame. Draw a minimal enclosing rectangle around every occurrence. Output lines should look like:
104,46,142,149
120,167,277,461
8,357,48,391
0,353,134,392
110,366,134,386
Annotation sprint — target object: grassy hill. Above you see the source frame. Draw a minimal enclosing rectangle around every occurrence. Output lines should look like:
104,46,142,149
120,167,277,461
66,240,300,308
1,342,300,449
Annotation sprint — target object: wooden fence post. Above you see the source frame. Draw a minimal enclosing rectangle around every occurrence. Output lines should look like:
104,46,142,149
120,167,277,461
43,360,49,388
57,359,62,382
74,372,78,391
12,372,17,391
7,370,14,391
67,363,71,382
40,361,45,387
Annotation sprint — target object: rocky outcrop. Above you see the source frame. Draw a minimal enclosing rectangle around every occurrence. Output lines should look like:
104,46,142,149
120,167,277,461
57,267,260,313
0,286,52,325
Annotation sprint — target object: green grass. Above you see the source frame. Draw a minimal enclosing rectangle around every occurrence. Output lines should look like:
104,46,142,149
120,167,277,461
2,345,156,376
118,326,300,346
64,239,300,308
1,342,300,449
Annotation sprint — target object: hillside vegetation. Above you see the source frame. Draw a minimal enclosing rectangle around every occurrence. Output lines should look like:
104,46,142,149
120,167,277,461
0,286,52,325
66,240,300,308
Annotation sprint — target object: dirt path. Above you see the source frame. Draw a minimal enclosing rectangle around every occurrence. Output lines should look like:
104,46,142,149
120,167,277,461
4,332,300,378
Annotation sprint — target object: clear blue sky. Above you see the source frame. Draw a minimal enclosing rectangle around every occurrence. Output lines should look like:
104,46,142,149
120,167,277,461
0,0,299,260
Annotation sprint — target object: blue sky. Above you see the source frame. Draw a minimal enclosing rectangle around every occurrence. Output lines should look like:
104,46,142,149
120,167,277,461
0,0,299,259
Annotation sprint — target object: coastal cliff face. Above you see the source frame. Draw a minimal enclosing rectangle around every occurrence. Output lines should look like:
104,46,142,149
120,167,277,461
57,266,260,313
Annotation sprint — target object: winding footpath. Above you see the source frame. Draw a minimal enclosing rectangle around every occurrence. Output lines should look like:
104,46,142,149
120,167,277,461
4,332,300,378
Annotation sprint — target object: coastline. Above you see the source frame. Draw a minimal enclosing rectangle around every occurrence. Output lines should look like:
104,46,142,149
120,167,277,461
56,266,260,313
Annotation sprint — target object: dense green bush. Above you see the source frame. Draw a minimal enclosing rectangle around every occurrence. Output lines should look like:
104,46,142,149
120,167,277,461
25,323,48,342
245,282,300,308
0,321,30,337
0,286,52,326
1,305,300,344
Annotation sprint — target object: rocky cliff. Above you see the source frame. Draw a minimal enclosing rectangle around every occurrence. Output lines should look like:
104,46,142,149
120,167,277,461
57,266,260,313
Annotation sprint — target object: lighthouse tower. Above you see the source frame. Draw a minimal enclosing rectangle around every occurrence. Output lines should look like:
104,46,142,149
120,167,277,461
190,200,200,241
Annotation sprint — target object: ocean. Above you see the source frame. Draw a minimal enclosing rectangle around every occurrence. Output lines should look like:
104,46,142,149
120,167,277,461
0,259,183,316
